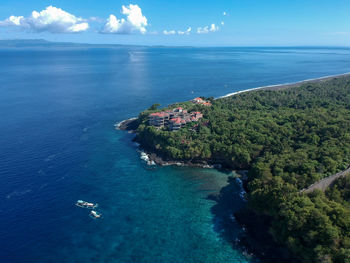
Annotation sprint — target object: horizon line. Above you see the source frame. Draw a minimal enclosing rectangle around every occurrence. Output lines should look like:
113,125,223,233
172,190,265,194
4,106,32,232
1,38,350,49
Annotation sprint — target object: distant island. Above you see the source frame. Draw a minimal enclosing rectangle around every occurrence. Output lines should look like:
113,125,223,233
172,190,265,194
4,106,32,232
121,74,350,262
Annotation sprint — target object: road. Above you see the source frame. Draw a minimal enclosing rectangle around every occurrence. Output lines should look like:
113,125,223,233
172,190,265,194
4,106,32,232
302,167,350,193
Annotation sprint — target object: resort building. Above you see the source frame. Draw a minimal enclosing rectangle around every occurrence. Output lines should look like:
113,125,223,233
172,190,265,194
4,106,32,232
169,117,185,131
192,111,203,120
148,108,203,131
192,97,204,103
148,112,170,127
191,97,212,106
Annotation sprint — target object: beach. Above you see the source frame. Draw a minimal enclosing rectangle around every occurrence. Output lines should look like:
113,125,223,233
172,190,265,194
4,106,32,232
219,72,350,99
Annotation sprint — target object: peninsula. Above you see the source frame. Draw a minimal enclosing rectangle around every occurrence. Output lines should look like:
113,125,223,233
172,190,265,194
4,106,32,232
122,74,350,262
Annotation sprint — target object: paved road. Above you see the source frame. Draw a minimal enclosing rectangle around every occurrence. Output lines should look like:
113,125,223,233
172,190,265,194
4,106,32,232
302,167,350,193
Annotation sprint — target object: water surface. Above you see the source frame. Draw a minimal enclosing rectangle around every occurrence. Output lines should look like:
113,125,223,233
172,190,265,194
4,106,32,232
1,46,350,262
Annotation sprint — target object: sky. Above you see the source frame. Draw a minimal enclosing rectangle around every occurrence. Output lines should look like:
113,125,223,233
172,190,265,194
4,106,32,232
0,0,350,46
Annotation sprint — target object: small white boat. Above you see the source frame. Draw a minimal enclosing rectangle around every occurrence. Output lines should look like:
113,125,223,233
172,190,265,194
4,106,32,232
76,200,98,209
89,210,102,219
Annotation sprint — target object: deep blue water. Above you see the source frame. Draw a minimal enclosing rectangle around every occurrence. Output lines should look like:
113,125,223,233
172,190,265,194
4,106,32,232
1,46,350,262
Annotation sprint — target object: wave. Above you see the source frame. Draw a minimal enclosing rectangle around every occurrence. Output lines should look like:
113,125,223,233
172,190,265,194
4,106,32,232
218,71,350,99
114,117,137,130
6,189,32,199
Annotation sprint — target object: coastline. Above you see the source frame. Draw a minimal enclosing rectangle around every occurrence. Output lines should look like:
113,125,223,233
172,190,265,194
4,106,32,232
116,119,223,169
118,72,350,169
115,72,350,262
115,117,138,131
218,71,350,99
142,151,224,169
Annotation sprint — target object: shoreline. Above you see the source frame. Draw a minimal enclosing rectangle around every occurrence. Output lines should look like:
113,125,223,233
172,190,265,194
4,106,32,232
218,71,350,99
117,72,350,129
140,150,224,169
118,72,350,170
115,117,138,131
116,119,225,169
115,72,350,262
118,72,350,169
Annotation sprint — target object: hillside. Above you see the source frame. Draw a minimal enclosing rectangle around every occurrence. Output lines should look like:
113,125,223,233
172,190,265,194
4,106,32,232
134,76,350,262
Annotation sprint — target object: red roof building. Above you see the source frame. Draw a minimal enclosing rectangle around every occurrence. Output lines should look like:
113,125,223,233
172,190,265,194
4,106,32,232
191,97,212,106
149,108,204,131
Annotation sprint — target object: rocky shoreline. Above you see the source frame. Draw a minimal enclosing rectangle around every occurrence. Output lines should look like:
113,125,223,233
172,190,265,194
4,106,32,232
116,73,350,263
118,72,350,170
118,118,225,169
115,117,138,131
117,121,295,262
142,151,223,169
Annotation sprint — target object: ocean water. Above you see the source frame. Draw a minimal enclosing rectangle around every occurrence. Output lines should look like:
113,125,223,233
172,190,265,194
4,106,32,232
1,46,350,263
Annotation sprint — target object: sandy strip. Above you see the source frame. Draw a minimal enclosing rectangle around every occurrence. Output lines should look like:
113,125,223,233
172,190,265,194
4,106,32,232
218,72,350,99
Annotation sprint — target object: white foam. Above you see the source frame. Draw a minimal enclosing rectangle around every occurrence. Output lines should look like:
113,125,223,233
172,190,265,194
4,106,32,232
218,72,350,99
235,177,247,202
140,151,149,162
115,117,137,130
147,160,156,166
6,189,32,199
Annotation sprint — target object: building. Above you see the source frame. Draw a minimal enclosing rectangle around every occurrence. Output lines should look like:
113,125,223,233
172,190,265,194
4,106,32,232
148,108,203,131
148,112,170,127
192,111,203,120
169,117,185,131
191,97,212,106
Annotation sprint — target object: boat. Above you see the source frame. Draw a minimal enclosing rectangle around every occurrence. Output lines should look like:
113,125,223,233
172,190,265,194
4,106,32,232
89,210,102,219
75,200,98,209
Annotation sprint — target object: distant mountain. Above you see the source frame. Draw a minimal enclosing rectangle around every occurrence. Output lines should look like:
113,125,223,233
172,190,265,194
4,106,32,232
0,39,194,49
0,39,74,47
0,39,145,48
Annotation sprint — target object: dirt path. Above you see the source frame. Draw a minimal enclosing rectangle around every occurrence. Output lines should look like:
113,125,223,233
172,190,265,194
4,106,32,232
302,167,350,193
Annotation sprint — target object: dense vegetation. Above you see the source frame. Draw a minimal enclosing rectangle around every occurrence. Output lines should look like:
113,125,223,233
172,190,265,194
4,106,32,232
326,175,350,208
135,77,350,262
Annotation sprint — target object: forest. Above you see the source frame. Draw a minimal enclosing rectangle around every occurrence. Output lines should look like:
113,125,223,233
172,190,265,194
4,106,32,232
135,76,350,262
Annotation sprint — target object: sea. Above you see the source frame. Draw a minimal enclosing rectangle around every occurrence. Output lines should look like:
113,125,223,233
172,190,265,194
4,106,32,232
1,45,350,263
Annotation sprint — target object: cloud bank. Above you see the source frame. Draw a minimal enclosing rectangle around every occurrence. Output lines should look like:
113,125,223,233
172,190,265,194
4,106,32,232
163,27,191,35
0,5,222,36
101,4,147,34
197,24,219,34
163,30,176,35
0,6,89,33
178,27,191,35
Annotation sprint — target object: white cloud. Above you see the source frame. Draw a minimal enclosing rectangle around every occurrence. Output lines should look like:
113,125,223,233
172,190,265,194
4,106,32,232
221,21,224,25
163,27,191,35
89,16,104,23
101,4,147,34
178,27,191,35
163,30,176,35
0,6,89,33
223,11,227,16
197,24,219,34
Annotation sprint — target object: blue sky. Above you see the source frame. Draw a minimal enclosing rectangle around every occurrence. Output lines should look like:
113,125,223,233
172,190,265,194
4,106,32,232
0,0,349,46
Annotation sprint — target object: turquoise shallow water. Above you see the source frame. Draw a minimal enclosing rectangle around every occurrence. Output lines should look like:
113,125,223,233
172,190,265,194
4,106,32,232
42,129,248,263
2,46,350,262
